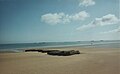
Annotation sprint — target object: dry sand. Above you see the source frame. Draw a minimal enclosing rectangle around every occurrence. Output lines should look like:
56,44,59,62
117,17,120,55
0,47,120,74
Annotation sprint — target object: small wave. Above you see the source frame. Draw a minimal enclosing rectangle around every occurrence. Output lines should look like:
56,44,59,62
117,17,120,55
0,49,24,53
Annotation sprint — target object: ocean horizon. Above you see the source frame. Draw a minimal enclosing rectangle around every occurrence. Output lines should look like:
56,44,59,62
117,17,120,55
0,40,120,52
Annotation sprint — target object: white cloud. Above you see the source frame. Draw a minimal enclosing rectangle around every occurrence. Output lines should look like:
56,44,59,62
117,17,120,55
76,23,94,31
77,14,120,31
79,0,95,7
41,13,64,25
41,11,89,25
71,11,90,21
93,14,119,26
101,26,120,34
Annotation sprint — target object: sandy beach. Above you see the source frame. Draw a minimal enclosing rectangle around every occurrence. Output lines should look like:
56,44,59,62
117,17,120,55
0,47,120,74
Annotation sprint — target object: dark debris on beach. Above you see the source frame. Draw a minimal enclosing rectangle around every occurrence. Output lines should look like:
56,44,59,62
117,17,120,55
25,49,80,56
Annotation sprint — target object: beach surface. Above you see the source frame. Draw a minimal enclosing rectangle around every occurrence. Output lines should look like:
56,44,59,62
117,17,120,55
0,47,120,74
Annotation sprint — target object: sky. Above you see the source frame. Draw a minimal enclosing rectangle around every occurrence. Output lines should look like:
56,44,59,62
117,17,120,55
0,0,120,44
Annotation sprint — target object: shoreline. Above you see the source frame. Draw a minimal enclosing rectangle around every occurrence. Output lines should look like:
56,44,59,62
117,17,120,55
0,42,120,52
0,42,120,53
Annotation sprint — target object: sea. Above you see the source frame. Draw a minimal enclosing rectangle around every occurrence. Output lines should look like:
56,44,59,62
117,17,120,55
0,40,120,52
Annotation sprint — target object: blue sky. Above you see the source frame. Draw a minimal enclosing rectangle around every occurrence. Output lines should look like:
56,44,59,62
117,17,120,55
0,0,119,44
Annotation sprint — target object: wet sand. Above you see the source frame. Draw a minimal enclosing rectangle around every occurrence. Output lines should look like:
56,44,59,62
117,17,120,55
0,47,120,74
